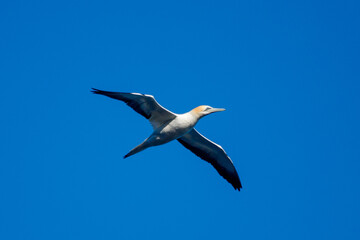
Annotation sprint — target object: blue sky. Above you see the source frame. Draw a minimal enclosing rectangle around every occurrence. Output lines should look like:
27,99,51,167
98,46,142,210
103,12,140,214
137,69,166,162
1,0,359,239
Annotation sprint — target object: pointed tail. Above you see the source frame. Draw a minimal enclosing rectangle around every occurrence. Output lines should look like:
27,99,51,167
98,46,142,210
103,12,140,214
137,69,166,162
123,140,150,159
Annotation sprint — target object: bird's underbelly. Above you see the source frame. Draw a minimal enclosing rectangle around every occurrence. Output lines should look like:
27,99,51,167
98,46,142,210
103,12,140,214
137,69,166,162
149,117,195,146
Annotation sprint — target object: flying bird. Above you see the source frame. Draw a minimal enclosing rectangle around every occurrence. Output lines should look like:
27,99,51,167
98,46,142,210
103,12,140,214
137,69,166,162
91,88,242,191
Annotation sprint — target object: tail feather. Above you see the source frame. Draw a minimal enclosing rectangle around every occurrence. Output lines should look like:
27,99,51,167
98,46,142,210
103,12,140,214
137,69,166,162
123,140,149,159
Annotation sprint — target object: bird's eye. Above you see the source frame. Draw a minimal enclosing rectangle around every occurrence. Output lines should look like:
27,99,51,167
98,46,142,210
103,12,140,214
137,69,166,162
204,107,211,111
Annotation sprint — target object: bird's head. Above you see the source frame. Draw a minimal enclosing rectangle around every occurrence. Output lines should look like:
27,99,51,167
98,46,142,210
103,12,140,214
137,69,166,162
191,105,226,119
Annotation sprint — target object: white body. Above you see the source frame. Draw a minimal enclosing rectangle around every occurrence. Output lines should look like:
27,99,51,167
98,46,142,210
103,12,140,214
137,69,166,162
149,113,198,146
126,112,200,156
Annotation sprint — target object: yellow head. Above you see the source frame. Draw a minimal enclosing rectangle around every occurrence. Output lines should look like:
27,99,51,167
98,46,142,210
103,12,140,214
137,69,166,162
190,105,226,118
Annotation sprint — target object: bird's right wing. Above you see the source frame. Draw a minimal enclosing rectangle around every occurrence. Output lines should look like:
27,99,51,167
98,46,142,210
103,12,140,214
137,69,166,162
91,88,176,129
178,129,242,190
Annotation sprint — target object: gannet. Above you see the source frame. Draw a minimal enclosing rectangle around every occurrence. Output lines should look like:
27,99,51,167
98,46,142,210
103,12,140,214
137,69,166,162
91,88,242,191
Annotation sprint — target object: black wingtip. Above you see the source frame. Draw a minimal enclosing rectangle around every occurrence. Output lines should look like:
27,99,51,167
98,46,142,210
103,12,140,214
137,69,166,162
233,181,242,191
91,88,101,94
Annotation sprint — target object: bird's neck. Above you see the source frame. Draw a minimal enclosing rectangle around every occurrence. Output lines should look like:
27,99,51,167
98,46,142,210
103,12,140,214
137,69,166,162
188,109,203,122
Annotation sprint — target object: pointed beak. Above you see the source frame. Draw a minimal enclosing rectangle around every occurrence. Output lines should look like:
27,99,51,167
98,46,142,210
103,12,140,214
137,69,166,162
210,108,226,113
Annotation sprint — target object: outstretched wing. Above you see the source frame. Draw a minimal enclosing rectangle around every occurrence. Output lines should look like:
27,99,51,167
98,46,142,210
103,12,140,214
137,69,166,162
178,129,242,190
91,88,176,129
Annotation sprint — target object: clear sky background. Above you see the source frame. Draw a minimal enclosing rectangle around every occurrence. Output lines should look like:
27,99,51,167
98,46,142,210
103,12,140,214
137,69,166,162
1,0,359,239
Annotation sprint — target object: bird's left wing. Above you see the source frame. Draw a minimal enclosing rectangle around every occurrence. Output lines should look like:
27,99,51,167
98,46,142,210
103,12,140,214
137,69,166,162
177,129,242,190
91,88,176,129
